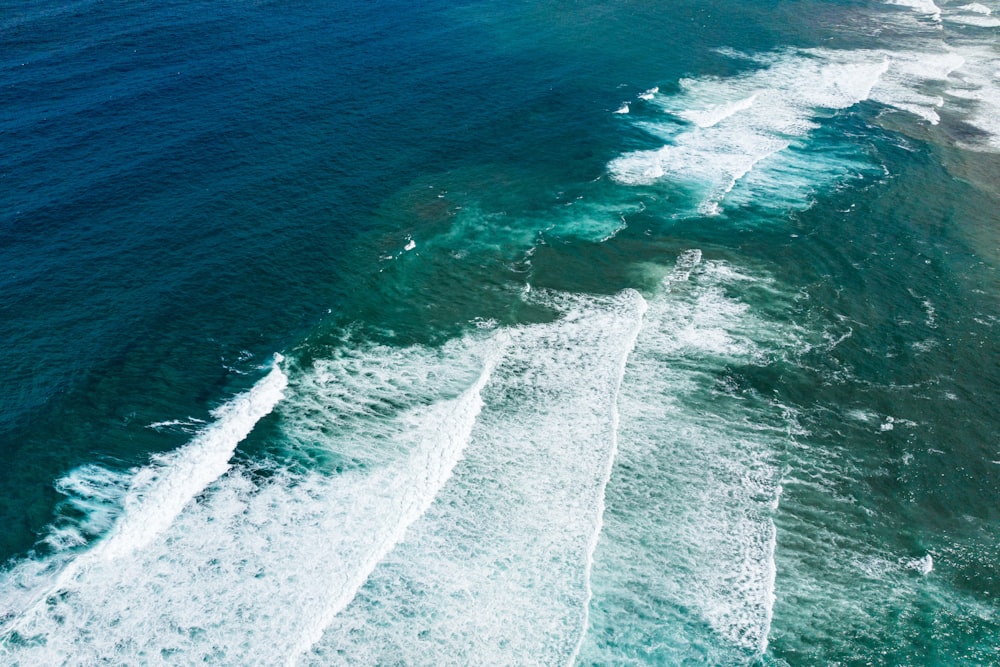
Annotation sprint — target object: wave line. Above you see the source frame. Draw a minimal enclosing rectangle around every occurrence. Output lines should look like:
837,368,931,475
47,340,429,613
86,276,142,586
567,291,647,666
284,337,508,667
1,354,288,644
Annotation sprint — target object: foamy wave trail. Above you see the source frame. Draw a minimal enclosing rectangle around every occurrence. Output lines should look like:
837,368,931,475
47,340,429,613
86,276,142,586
609,50,889,215
867,49,964,126
43,464,134,552
0,337,506,665
0,356,287,644
570,292,647,666
926,45,1000,151
102,355,288,561
638,86,659,101
862,0,1000,151
304,290,646,666
886,0,943,21
577,252,795,665
609,28,1000,212
896,46,1000,150
678,93,758,128
283,336,507,666
944,1,1000,25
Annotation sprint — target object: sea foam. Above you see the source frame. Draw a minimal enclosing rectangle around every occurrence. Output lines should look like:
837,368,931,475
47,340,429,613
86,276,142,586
0,295,657,666
101,355,288,561
305,290,647,665
1,355,288,655
886,0,943,21
0,337,507,665
609,31,1000,213
576,253,792,664
608,50,889,215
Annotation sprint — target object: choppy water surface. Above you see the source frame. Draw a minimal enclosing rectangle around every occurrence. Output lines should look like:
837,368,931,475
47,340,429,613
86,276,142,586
2,0,999,664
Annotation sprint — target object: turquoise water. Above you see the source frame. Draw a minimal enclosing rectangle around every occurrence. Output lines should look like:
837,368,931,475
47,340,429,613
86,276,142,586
2,0,1000,664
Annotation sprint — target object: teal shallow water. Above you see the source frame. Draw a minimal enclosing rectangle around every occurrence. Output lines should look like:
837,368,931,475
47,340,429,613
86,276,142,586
2,0,1000,663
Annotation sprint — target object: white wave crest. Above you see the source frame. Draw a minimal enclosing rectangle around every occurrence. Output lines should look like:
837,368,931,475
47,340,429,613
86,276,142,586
608,50,889,214
1,355,288,650
886,0,942,21
305,290,648,666
575,254,792,664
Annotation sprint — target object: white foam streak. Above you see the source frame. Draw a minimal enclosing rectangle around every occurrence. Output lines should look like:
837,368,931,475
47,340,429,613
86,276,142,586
947,13,1000,26
609,35,1000,202
568,296,646,666
679,94,758,128
609,51,889,213
577,254,790,664
868,50,964,126
960,3,993,13
1,356,288,646
761,520,778,652
1,265,800,664
932,45,1000,150
949,1,1000,23
284,340,506,666
306,291,648,666
45,465,131,551
1,339,516,664
886,0,943,20
104,356,287,561
861,41,1000,153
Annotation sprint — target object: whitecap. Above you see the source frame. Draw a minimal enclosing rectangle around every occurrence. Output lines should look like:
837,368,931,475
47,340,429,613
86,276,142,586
885,0,943,21
306,290,648,666
576,254,793,664
1,355,289,655
905,554,934,575
608,49,890,214
960,2,993,13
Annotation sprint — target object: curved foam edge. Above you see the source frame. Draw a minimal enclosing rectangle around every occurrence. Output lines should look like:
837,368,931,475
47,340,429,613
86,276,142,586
102,355,288,561
607,50,890,214
0,333,514,665
303,290,649,666
567,294,647,666
283,338,508,665
576,254,791,664
678,93,758,128
1,355,288,644
886,0,942,21
608,35,1000,204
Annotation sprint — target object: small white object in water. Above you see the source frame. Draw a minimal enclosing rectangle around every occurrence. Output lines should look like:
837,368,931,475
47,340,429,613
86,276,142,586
909,554,934,575
613,103,630,114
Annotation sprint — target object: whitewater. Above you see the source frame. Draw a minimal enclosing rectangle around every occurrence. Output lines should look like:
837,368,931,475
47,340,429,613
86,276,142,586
3,0,1000,664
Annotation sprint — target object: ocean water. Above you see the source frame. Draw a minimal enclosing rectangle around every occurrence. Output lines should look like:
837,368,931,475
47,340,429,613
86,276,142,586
2,0,1000,664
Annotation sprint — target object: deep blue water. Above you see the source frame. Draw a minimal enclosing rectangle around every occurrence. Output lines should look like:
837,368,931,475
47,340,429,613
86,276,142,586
2,0,1000,664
